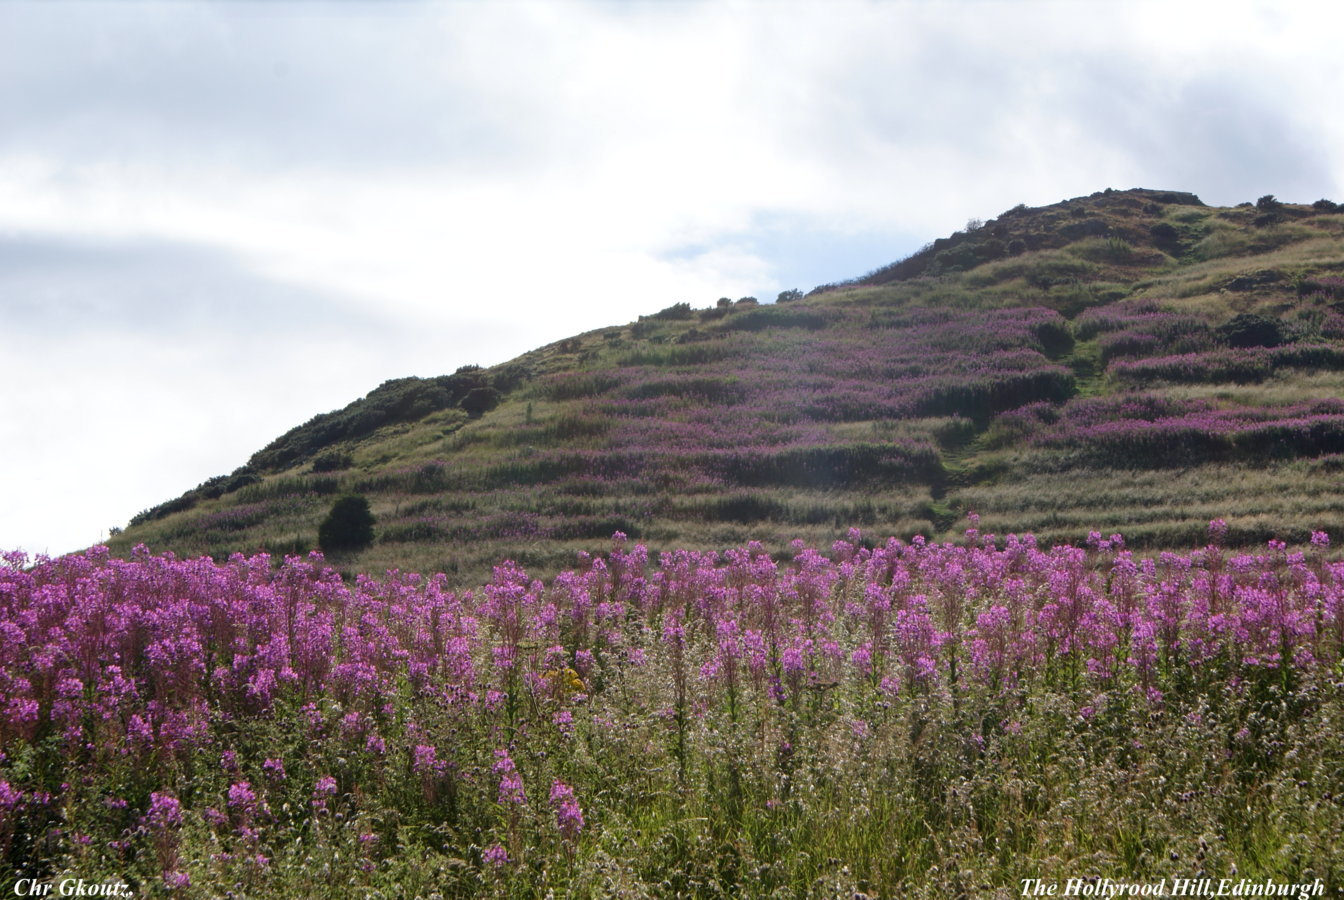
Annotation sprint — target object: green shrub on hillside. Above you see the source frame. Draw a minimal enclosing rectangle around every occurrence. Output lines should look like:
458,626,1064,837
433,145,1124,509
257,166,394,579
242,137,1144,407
460,386,502,417
312,449,353,473
1220,313,1285,348
649,301,694,320
250,371,497,471
318,495,376,554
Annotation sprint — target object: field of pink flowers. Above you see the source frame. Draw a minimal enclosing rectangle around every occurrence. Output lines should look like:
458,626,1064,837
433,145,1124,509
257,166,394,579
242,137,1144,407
4,522,1343,896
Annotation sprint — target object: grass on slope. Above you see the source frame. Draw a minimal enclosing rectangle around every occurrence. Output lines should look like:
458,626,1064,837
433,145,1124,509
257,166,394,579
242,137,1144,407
108,190,1344,584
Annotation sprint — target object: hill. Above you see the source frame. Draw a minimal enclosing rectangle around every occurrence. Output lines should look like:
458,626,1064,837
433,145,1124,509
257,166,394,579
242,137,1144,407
109,188,1344,583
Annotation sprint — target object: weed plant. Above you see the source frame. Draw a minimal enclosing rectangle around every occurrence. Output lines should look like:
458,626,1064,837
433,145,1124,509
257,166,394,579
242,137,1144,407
4,524,1343,897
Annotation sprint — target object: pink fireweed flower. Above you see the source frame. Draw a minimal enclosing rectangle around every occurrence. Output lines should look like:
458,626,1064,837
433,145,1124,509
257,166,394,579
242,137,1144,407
311,775,338,811
262,758,286,782
699,656,721,681
549,779,584,840
661,618,686,647
227,782,256,815
0,781,21,811
850,643,873,676
339,710,365,737
143,792,182,829
413,744,445,776
493,749,526,805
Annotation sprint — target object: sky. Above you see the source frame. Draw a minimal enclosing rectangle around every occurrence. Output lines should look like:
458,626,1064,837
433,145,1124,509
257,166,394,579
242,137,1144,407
2,0,1343,557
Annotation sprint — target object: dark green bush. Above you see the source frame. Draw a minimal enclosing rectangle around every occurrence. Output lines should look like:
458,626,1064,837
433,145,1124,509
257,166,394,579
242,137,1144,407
913,369,1076,420
1032,320,1075,357
649,302,694,321
1253,196,1284,228
545,412,610,441
128,493,197,526
318,495,376,554
129,465,267,524
709,493,788,523
250,371,495,471
539,372,622,401
1149,222,1180,250
722,305,833,333
1220,313,1285,348
312,450,353,473
460,386,502,417
718,443,942,489
625,376,743,403
224,469,261,493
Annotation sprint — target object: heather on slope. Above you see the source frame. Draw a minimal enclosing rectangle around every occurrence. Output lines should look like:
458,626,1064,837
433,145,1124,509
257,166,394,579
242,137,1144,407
108,189,1344,584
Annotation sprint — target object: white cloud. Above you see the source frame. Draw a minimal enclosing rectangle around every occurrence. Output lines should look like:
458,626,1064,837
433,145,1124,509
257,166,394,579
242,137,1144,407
1,0,1343,555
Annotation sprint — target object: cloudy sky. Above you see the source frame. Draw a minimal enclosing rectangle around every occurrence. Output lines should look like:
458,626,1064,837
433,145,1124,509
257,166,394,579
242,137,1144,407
3,0,1342,556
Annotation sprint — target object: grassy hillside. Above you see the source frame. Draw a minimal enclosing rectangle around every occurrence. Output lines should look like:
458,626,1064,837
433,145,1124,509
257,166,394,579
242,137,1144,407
110,189,1344,583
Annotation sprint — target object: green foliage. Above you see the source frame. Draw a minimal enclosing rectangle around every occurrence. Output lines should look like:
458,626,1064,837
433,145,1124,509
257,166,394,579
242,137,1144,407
129,468,260,526
721,304,833,332
311,449,353,473
539,372,621,401
1149,221,1180,250
1032,319,1075,357
250,370,498,472
914,369,1076,420
719,442,943,488
708,492,789,523
1220,313,1285,348
616,341,736,367
624,375,744,403
317,494,376,554
648,301,694,320
460,385,502,418
112,187,1344,587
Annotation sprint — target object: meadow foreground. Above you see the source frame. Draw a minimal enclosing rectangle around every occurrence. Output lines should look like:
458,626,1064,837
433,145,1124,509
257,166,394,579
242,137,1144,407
2,523,1341,897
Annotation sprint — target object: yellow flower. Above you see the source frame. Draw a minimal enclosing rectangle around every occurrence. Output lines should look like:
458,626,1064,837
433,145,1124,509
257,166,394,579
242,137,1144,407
543,667,585,697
